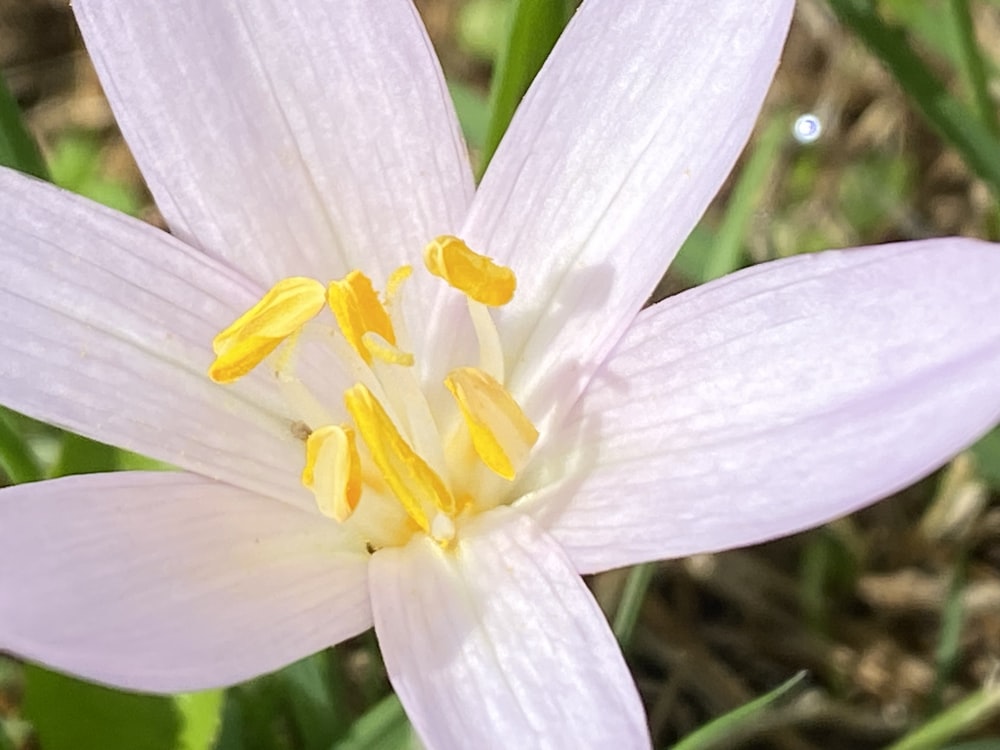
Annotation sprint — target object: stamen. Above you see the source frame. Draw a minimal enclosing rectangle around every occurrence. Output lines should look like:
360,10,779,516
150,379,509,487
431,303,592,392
385,265,413,302
357,330,449,479
327,271,396,363
302,425,362,522
362,332,415,367
382,265,415,359
444,367,539,480
424,235,516,307
344,384,456,531
277,373,339,430
209,277,326,383
466,297,505,383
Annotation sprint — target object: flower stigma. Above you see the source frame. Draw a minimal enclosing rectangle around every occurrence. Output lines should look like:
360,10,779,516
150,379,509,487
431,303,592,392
208,236,538,551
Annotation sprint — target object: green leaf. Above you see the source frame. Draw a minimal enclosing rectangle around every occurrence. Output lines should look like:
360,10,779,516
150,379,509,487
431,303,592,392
932,557,967,710
612,562,656,647
0,408,43,485
215,683,283,750
827,0,1000,197
215,654,356,750
23,665,222,750
881,0,963,68
701,115,788,281
670,224,718,283
279,653,348,750
50,432,120,477
479,0,570,174
331,694,412,750
175,691,225,750
671,671,808,750
970,427,1000,489
448,81,490,152
48,133,142,216
116,448,175,472
799,532,839,633
0,73,48,180
948,0,1000,138
886,684,1000,750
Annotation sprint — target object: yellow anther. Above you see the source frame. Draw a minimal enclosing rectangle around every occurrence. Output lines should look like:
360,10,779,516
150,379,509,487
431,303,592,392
209,277,326,383
362,332,415,367
424,235,516,307
344,384,455,531
302,425,362,522
327,271,396,364
445,367,539,480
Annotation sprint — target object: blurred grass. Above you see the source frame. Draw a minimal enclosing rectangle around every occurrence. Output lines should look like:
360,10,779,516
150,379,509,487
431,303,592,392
2,0,1000,748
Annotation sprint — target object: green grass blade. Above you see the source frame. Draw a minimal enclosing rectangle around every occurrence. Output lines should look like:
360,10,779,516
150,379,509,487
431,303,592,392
478,0,570,175
949,0,1000,137
216,683,284,750
702,115,787,281
0,73,48,179
279,653,347,750
612,562,656,647
331,694,411,750
0,408,43,484
50,432,120,477
671,672,808,750
932,556,967,709
887,685,1000,750
828,0,1000,195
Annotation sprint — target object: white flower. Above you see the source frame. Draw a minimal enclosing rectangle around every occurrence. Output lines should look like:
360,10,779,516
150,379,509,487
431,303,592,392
1,1,999,748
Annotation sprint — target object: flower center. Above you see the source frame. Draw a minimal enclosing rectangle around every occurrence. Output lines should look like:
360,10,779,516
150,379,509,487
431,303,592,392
208,236,538,550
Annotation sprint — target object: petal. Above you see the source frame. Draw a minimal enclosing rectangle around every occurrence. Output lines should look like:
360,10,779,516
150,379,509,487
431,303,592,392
0,472,371,692
73,0,474,285
447,0,793,429
522,240,1000,573
369,508,649,749
0,169,314,506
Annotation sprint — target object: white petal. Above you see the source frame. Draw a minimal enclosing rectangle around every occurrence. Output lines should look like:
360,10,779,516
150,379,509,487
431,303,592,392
521,240,1000,573
0,170,312,506
0,472,371,692
370,508,649,749
446,0,793,429
73,0,473,285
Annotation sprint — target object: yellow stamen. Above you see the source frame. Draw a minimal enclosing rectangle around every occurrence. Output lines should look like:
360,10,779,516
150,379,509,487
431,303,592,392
327,271,396,363
362,332,415,367
424,235,516,307
344,384,455,531
302,425,362,522
445,367,538,480
209,277,326,383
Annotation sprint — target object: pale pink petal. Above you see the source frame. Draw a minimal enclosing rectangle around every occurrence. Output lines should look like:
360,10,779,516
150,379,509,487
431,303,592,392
443,0,793,429
0,472,370,692
0,170,315,507
370,508,649,749
72,0,473,286
521,240,1000,573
